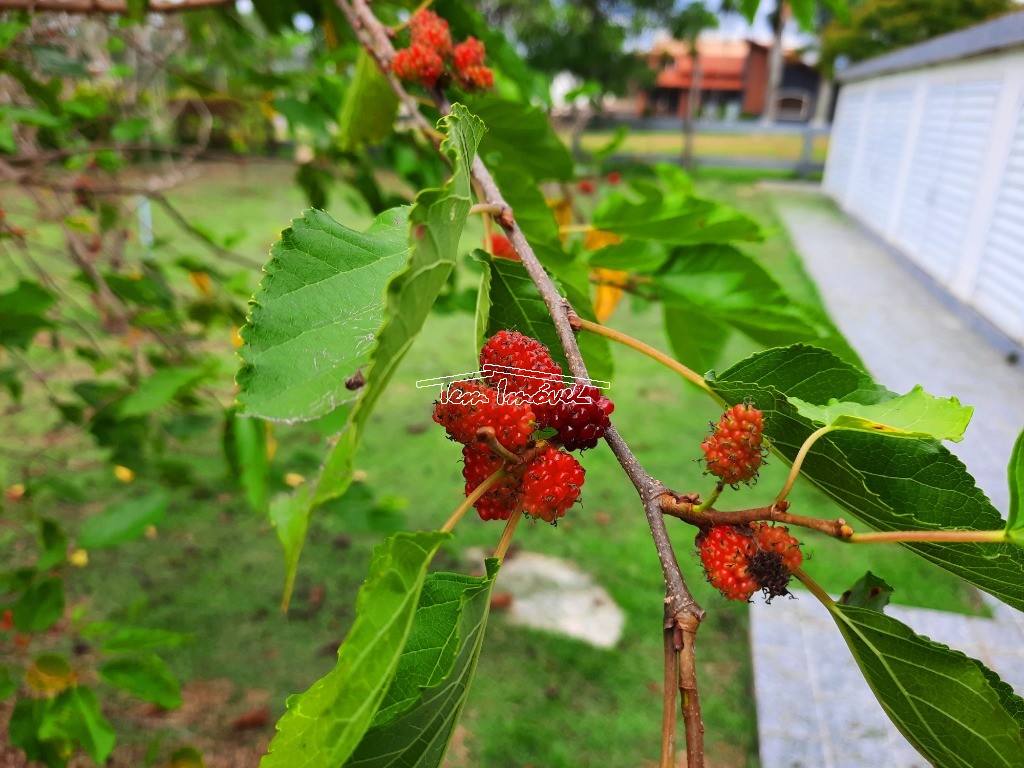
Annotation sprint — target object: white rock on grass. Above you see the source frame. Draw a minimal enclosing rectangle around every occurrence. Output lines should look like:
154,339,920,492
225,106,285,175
467,548,625,649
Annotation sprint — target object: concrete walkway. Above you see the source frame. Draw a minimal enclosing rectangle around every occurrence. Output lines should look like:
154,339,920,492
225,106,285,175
750,188,1024,768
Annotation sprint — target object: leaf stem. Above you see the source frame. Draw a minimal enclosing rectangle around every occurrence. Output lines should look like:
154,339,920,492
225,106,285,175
575,317,713,395
441,468,505,533
774,425,833,505
792,567,834,606
492,511,522,562
469,202,505,217
845,529,1006,544
558,223,593,234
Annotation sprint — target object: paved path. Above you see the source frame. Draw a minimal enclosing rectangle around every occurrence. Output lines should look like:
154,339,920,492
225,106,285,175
750,189,1024,767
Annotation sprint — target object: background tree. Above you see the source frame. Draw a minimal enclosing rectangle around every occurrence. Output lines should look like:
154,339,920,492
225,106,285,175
480,0,673,97
668,1,718,167
821,0,1013,74
759,1,786,124
746,0,845,124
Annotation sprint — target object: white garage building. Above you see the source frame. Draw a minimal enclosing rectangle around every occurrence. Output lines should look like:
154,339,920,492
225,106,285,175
824,10,1024,348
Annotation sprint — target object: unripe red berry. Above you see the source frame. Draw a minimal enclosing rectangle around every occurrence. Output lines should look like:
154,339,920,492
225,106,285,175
480,330,563,398
697,525,758,601
410,9,452,59
697,523,801,602
577,179,596,195
607,171,622,185
701,403,765,485
486,233,520,261
536,382,614,451
463,445,521,521
750,521,803,573
456,64,494,92
433,380,535,454
521,446,584,523
391,44,445,87
453,37,486,69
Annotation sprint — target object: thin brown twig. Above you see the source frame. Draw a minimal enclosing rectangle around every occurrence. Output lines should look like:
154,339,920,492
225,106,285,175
661,621,679,768
676,613,704,768
152,194,262,269
661,496,851,539
469,202,506,217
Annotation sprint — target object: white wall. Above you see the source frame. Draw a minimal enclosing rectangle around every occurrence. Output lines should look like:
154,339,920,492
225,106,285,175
824,49,1024,346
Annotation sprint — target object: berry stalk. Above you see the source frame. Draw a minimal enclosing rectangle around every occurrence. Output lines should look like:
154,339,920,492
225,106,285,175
492,509,522,561
441,467,506,533
693,483,723,513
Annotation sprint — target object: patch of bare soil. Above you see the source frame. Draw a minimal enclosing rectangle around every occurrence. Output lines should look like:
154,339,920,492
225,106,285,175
1,679,273,768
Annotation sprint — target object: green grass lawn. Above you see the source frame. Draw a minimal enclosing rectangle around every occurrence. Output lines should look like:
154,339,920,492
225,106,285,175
1,161,986,768
568,129,830,163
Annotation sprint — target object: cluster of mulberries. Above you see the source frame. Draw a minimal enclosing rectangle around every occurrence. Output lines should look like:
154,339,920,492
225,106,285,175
433,331,614,522
391,10,494,91
479,330,614,451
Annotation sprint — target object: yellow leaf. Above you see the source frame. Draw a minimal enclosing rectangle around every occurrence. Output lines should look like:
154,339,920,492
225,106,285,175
266,427,277,461
64,215,94,233
547,197,573,244
144,524,158,540
583,229,622,251
592,268,629,323
188,271,213,296
323,18,338,49
284,472,306,488
114,465,135,483
68,548,89,568
26,655,77,695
